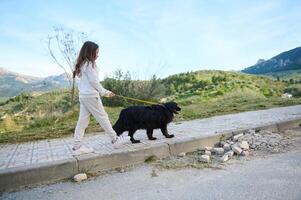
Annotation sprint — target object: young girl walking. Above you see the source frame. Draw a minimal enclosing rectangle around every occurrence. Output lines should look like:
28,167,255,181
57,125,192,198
72,41,129,155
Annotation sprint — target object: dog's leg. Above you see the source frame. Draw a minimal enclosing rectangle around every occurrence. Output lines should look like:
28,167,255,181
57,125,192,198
128,129,140,143
161,125,174,138
147,129,157,140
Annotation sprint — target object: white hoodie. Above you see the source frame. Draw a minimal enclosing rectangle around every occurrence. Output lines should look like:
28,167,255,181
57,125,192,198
77,62,111,98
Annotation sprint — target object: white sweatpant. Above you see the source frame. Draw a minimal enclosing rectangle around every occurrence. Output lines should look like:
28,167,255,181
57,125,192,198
73,97,117,147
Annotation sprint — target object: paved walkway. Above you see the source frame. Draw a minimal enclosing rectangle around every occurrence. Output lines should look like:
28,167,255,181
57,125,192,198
1,105,301,172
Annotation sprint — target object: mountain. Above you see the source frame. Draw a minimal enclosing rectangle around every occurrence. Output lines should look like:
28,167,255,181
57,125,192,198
0,67,70,97
242,47,301,74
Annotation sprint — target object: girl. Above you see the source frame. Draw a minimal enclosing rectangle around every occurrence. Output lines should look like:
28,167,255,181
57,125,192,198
72,41,129,155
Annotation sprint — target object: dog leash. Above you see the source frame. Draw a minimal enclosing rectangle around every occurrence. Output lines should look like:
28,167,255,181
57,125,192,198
114,94,158,105
114,95,173,115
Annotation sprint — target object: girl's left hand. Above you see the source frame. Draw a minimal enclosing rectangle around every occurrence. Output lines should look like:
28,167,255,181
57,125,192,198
108,92,116,97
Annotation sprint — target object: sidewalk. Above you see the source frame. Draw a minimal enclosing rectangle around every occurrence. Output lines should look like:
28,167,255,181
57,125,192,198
1,105,301,192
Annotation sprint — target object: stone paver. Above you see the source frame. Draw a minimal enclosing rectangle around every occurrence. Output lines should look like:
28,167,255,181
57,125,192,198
0,105,300,172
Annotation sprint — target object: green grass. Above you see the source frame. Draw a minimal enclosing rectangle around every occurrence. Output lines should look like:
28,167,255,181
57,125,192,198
0,97,8,103
1,70,301,144
176,90,301,121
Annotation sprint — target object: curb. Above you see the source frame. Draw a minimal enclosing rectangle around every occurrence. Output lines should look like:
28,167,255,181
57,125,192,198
76,142,170,174
0,158,77,192
1,117,301,192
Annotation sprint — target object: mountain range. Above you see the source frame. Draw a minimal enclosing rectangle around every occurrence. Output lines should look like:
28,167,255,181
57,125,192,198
0,67,69,97
242,47,301,74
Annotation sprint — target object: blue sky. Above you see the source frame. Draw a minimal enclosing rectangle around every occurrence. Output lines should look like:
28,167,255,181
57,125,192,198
0,0,301,79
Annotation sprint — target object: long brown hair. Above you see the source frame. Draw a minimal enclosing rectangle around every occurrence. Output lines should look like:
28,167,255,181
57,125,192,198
73,41,99,78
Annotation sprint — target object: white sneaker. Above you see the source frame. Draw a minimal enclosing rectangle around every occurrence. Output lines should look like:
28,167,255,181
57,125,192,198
72,145,94,156
112,136,130,148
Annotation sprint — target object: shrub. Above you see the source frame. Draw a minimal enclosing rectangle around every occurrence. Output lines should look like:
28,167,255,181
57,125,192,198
284,85,301,97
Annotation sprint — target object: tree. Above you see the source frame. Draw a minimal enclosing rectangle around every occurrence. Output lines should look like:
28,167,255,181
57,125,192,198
43,26,87,104
102,69,166,106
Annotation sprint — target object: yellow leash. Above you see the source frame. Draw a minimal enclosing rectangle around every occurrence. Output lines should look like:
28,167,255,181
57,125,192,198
115,94,158,105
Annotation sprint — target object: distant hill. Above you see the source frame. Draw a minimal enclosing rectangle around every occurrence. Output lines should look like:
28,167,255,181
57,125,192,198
242,47,301,74
0,67,70,97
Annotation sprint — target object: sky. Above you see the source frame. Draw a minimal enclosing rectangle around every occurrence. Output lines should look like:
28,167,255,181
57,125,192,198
0,0,301,80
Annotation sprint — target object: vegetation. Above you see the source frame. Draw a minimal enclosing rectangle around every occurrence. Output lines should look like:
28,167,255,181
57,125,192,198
284,84,301,97
264,69,301,82
0,97,8,104
102,69,166,107
1,70,301,144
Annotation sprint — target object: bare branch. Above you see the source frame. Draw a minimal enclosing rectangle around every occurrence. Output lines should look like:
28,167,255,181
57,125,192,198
47,36,72,85
43,26,88,104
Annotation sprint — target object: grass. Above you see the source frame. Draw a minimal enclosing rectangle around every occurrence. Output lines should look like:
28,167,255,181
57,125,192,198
0,104,123,143
0,97,8,103
175,89,301,121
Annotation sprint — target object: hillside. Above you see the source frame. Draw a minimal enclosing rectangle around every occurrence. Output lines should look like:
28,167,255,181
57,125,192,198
242,47,301,74
0,67,70,97
264,69,301,82
1,70,300,143
162,70,286,99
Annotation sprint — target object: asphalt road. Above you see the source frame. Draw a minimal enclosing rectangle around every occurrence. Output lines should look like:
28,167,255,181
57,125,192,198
2,147,301,200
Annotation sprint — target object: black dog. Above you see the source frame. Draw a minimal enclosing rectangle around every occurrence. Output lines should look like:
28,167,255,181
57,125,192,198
113,102,181,143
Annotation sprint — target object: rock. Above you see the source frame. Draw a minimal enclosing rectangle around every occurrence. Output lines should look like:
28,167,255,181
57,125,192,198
241,150,249,156
241,135,252,141
233,133,244,141
225,150,234,157
264,130,273,135
220,154,229,162
204,150,211,156
73,173,87,182
254,142,261,146
223,143,231,151
199,155,210,163
219,141,226,147
232,146,243,155
212,148,224,155
246,129,255,135
226,140,233,145
204,146,212,151
239,141,249,150
178,152,186,157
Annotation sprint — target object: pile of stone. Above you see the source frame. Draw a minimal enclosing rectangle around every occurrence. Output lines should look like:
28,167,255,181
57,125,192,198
199,131,251,163
235,129,289,152
198,128,290,163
